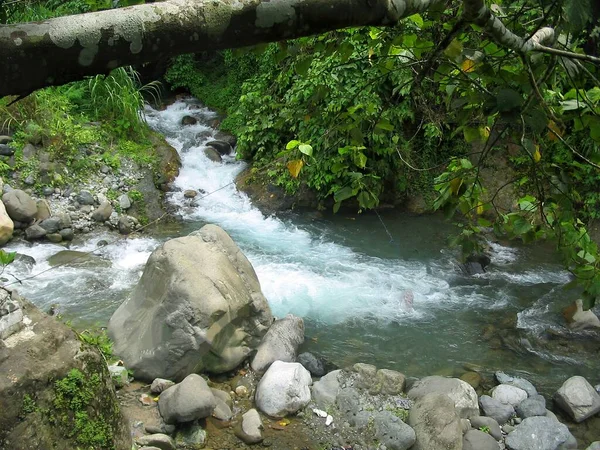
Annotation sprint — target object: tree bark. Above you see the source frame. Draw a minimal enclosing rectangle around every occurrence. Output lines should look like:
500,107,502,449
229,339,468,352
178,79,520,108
0,0,440,97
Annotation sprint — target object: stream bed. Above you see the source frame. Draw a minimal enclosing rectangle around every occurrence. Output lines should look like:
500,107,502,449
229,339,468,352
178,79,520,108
6,98,599,396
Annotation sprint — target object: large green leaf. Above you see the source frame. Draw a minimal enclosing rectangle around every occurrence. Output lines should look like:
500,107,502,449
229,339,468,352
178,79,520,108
564,0,592,32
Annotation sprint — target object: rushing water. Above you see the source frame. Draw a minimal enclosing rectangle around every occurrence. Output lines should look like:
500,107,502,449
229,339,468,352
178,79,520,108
6,98,599,393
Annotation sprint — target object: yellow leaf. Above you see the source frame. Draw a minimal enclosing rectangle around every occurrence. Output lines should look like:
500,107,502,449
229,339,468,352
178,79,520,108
287,159,304,178
450,177,463,195
547,120,562,141
461,58,476,73
482,126,490,140
533,146,541,163
476,204,484,215
153,397,159,402
278,418,290,427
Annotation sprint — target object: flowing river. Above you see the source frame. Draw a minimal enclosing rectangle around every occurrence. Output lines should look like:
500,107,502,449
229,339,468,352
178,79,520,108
6,98,599,394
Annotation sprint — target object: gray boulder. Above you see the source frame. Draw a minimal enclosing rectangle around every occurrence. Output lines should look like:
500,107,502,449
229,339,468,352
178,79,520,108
505,416,577,450
91,201,113,222
24,224,46,240
212,395,233,421
408,393,463,450
408,376,479,418
35,199,51,220
0,144,13,156
119,194,131,210
251,314,304,373
586,442,600,450
496,372,538,397
203,147,222,163
516,394,546,419
491,384,528,407
373,411,416,450
255,361,312,417
206,140,233,156
150,378,175,394
108,225,273,381
237,408,263,444
118,215,135,234
554,376,600,423
463,429,500,450
211,388,232,408
136,434,175,450
39,217,61,234
2,189,37,222
297,352,326,377
469,416,502,441
77,190,95,205
158,374,216,424
336,387,362,424
376,368,406,395
479,395,515,424
312,369,341,409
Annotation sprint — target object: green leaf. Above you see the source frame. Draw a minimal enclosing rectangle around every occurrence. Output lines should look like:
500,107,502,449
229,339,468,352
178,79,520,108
295,58,312,76
496,88,523,112
334,186,355,203
0,250,15,266
407,13,424,28
564,0,592,32
331,162,347,174
286,140,300,150
354,152,367,169
577,250,596,264
444,39,463,59
298,144,313,156
375,119,394,132
333,201,342,214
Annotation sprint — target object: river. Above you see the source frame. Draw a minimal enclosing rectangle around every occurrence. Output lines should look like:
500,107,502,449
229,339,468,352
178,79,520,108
5,98,599,394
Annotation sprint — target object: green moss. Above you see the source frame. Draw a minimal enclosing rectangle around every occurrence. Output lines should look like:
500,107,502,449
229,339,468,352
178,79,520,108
21,394,38,416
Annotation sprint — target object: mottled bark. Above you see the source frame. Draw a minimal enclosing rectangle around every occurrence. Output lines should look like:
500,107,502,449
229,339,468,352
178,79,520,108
0,0,441,97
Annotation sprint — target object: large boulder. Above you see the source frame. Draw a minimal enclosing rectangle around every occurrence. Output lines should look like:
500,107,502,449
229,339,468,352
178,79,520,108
255,361,312,417
0,289,131,450
2,189,37,223
505,416,577,450
251,314,304,373
0,201,14,245
158,374,216,424
408,376,479,418
206,140,233,156
554,376,600,423
312,369,341,409
108,224,273,381
408,393,463,450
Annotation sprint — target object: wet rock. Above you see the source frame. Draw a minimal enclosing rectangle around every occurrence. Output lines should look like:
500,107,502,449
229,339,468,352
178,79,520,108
91,201,113,222
460,371,482,390
206,140,233,156
46,233,62,243
463,429,499,450
255,361,312,417
25,224,47,240
181,115,197,126
136,433,176,450
495,372,538,397
516,394,546,419
562,299,600,331
469,416,502,441
312,369,341,409
2,189,37,222
109,365,129,387
408,393,462,450
203,147,222,163
35,199,51,220
297,352,326,377
42,187,54,197
491,384,528,407
158,374,216,424
237,408,263,444
40,217,61,234
211,388,232,408
0,201,14,245
373,411,416,450
554,376,600,423
151,378,175,394
479,395,515,425
48,250,111,268
0,135,12,145
0,144,13,156
183,189,197,199
505,416,577,450
408,376,479,418
174,422,206,449
251,314,304,373
77,190,95,205
212,394,233,421
463,253,491,275
118,215,135,234
376,368,406,395
59,228,74,241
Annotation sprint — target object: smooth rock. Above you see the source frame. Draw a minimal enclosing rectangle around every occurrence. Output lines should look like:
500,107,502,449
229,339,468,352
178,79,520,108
251,314,304,373
0,135,12,145
312,370,341,409
463,429,500,450
491,384,528,407
35,199,51,220
181,115,197,126
470,416,502,441
255,361,312,417
59,228,74,241
516,394,546,418
174,422,206,449
0,144,13,156
150,378,175,394
239,408,263,444
585,442,600,450
46,233,62,243
205,140,233,156
77,190,95,205
298,352,326,377
212,395,233,421
563,299,600,331
91,201,113,222
183,190,197,199
211,388,233,408
495,372,538,397
136,433,176,450
0,201,14,245
373,411,416,450
554,376,600,423
376,368,406,395
119,194,131,210
408,393,462,450
461,371,483,390
479,395,515,425
203,147,222,163
25,224,46,240
505,416,577,450
158,374,216,424
408,375,479,418
2,189,37,222
40,217,61,234
48,250,111,268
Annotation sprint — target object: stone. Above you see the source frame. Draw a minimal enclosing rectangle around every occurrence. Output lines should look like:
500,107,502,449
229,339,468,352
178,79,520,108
25,224,47,240
212,394,233,421
59,228,74,241
35,199,51,221
255,361,312,417
158,374,216,424
2,189,37,222
516,394,546,418
461,371,482,390
174,422,206,449
203,147,222,163
479,395,515,425
336,387,362,423
211,388,233,408
251,314,304,373
463,429,500,450
373,411,416,450
181,115,197,126
376,368,406,395
136,433,176,450
562,299,600,331
495,372,538,397
0,201,14,245
312,369,341,409
408,393,463,450
238,408,263,444
205,140,233,156
139,394,154,406
46,233,62,243
91,201,113,222
297,352,326,376
40,217,61,234
235,385,249,397
151,378,175,394
48,250,111,268
183,189,197,199
118,215,135,234
505,416,577,450
77,190,95,205
109,365,129,387
108,225,273,381
554,375,600,423
353,363,377,390
586,442,600,450
470,416,502,441
491,384,528,407
56,213,72,229
0,144,14,156
119,194,131,210
0,135,12,145
408,375,479,418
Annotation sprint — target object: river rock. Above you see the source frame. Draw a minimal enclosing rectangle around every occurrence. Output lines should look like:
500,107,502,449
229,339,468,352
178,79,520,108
237,408,263,444
158,374,216,424
408,375,479,418
336,387,362,424
35,199,51,220
211,388,233,408
25,224,46,240
108,224,273,381
151,378,175,394
48,250,111,268
136,433,176,450
109,365,129,387
91,201,112,222
373,411,416,450
469,416,502,441
460,371,482,389
505,416,577,450
0,201,14,245
203,147,222,163
376,368,406,395
516,394,546,418
312,369,341,409
554,376,600,423
46,233,62,243
562,299,600,331
251,314,304,373
463,429,500,450
119,194,131,210
255,361,312,417
298,352,326,376
118,215,135,234
353,363,377,390
2,189,37,222
586,442,600,450
174,422,206,448
181,115,197,126
491,384,528,407
0,136,12,145
0,144,14,156
479,395,515,424
495,372,538,397
77,190,95,205
183,189,197,199
59,228,74,241
0,289,131,449
206,140,233,156
408,393,463,450
40,217,61,234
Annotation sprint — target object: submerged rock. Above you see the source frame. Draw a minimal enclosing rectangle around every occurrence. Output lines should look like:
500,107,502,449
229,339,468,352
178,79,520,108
48,250,111,268
205,140,233,156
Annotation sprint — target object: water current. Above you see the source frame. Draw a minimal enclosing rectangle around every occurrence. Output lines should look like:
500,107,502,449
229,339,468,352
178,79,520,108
6,98,599,394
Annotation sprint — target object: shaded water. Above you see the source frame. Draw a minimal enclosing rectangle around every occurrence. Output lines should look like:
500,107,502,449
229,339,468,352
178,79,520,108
6,99,599,394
